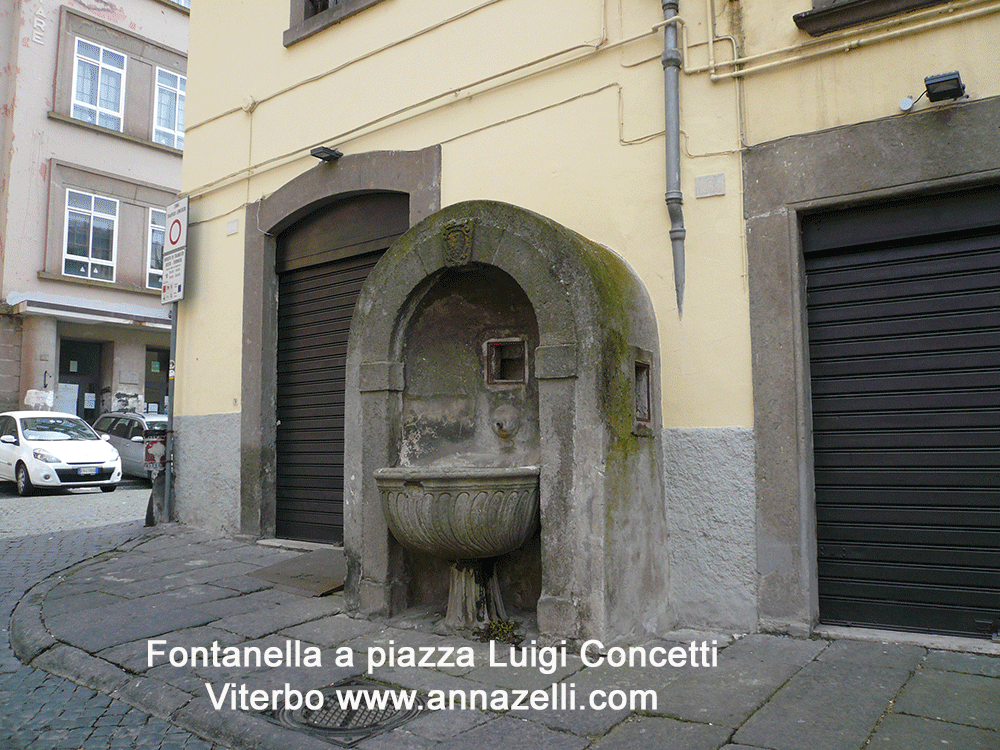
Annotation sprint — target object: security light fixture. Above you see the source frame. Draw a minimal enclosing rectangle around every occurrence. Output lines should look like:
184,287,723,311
900,71,966,111
310,146,343,162
924,71,965,102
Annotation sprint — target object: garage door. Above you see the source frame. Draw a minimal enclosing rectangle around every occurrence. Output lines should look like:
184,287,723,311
806,199,1000,638
275,193,408,543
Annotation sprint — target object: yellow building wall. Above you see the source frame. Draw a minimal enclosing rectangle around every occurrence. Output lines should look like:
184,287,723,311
179,0,752,429
736,0,1000,145
179,0,1000,428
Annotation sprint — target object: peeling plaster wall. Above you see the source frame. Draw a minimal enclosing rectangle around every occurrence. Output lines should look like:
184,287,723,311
665,426,757,632
0,0,19,285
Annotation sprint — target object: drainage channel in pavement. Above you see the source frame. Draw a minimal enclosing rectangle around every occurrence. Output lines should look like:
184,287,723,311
260,677,425,747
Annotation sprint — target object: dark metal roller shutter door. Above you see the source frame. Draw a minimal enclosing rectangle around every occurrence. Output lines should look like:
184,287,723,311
807,232,1000,638
276,250,382,542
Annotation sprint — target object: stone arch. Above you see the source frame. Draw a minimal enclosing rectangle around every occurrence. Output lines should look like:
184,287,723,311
344,200,671,641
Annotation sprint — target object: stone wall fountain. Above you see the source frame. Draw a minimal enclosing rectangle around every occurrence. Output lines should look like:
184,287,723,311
344,201,673,642
373,261,543,629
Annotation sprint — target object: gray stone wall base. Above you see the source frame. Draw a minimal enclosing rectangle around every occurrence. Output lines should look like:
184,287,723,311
664,427,757,632
173,412,242,535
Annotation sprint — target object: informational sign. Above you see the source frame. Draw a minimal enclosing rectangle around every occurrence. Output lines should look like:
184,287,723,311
54,383,78,414
84,392,96,410
162,248,186,303
162,196,188,304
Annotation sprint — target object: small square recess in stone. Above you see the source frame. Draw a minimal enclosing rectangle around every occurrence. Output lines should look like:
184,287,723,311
258,676,426,747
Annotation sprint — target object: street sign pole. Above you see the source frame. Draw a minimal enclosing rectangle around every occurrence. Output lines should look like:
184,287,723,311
164,302,177,522
162,196,188,523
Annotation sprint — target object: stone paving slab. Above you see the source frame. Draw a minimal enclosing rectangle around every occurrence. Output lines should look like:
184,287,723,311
283,611,386,647
368,663,500,697
400,705,494,742
922,648,1000,677
733,659,912,750
813,638,927,671
462,653,585,691
430,715,590,750
527,681,632,737
42,590,124,618
99,625,247,673
653,634,827,727
867,712,1000,749
590,715,732,750
45,594,220,652
193,588,300,620
209,595,344,639
893,668,1000,730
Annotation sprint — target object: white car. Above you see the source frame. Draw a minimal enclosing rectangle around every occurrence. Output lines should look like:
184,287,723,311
0,411,122,496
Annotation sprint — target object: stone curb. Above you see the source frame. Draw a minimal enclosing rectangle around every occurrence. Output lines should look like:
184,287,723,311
31,643,131,693
113,675,196,720
9,593,57,664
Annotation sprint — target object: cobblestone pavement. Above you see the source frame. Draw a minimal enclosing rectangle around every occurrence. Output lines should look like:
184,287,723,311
0,484,228,749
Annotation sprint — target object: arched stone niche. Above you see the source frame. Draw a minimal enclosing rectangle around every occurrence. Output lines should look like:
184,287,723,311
344,200,672,641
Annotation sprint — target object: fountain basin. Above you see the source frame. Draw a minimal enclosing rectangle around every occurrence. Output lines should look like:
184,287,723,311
374,465,540,561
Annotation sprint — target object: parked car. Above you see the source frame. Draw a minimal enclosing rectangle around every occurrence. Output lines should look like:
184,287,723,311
0,411,122,496
93,411,168,480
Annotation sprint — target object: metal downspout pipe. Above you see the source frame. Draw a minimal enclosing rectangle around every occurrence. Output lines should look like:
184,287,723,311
662,0,686,316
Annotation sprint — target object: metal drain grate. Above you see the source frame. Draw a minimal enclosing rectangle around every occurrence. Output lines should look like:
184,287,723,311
259,677,425,747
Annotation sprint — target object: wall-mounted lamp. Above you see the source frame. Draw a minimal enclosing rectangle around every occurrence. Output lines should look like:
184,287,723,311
900,70,966,111
924,71,965,102
310,146,343,162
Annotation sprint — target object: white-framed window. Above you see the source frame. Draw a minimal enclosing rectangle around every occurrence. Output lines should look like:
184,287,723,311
64,190,117,282
154,69,185,149
148,209,166,289
71,38,126,132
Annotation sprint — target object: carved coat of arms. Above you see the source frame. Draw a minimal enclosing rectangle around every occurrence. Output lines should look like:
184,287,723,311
442,219,474,266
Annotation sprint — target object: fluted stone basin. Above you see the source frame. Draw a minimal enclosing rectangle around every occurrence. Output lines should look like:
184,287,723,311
374,465,540,629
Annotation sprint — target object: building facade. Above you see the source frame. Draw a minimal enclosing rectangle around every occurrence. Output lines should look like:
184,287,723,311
0,0,189,419
176,0,1000,642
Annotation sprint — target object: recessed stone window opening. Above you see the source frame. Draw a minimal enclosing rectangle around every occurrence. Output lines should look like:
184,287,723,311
286,0,388,46
487,339,527,385
304,0,331,18
635,360,651,423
